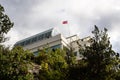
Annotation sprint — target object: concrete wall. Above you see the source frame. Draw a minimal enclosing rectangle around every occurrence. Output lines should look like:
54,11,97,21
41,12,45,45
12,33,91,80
23,34,69,52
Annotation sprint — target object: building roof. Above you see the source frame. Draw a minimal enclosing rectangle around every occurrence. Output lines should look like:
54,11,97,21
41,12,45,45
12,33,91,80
14,28,54,46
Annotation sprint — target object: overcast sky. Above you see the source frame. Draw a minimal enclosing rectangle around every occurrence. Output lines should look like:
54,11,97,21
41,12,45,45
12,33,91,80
1,0,120,52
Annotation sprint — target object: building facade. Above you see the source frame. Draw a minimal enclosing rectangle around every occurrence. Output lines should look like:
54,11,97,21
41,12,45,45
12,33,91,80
14,28,91,57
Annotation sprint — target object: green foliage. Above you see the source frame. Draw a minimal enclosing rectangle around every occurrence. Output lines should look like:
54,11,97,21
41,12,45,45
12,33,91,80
76,25,120,80
0,5,34,80
46,49,68,80
0,4,13,43
66,49,76,66
114,70,120,80
33,48,48,65
34,49,68,80
0,46,34,80
0,5,120,80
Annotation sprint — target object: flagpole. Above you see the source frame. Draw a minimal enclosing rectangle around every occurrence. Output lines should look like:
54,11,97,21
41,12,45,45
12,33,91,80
62,20,72,50
62,20,72,65
68,22,72,54
68,22,71,45
62,20,70,38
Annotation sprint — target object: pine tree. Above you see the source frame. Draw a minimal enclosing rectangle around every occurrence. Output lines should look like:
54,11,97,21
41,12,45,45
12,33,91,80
78,25,120,80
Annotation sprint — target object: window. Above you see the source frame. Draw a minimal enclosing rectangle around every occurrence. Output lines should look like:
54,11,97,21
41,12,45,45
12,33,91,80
45,33,49,38
25,39,31,45
20,41,25,46
33,51,39,56
38,34,44,41
51,44,61,50
38,35,42,40
31,37,37,43
46,32,52,38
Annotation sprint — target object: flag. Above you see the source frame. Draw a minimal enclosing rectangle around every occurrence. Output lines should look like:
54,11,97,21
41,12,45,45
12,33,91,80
62,21,68,24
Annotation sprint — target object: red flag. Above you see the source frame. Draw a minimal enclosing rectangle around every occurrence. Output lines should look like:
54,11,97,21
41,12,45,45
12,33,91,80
62,21,68,24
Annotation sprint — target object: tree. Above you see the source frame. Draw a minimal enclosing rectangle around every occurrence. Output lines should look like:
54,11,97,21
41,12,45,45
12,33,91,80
0,46,34,80
0,4,34,80
0,4,13,43
33,49,68,80
76,25,120,80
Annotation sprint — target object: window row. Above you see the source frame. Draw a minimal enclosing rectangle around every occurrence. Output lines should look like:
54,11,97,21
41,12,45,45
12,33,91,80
16,31,52,46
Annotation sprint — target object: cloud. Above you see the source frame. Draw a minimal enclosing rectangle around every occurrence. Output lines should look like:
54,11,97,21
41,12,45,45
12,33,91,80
1,0,120,52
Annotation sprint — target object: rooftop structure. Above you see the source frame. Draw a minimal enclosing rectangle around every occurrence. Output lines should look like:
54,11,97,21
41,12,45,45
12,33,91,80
15,28,92,57
15,28,53,47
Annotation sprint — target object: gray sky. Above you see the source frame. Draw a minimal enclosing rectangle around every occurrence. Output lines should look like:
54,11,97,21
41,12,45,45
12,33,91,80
1,0,120,52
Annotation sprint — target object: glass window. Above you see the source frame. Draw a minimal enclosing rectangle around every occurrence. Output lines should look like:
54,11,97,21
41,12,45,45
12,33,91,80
31,37,37,43
48,31,52,37
21,42,25,46
45,33,48,38
51,44,61,50
25,39,31,45
33,51,39,56
15,43,20,46
38,35,41,40
42,34,45,39
38,34,44,40
45,32,51,38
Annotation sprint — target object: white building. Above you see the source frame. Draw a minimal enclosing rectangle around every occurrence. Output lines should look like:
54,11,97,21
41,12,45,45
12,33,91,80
14,28,92,57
